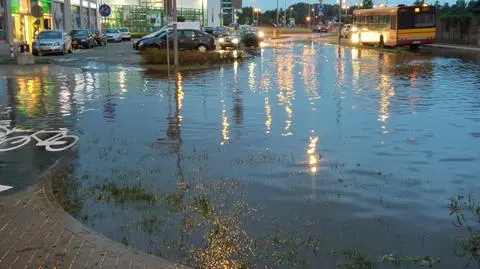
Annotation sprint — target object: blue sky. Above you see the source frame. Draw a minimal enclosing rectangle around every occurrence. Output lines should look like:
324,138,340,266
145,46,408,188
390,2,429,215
243,0,450,9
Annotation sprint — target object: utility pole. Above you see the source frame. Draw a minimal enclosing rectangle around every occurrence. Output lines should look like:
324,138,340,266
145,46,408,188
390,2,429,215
338,0,342,44
201,0,205,28
173,0,179,67
276,0,280,25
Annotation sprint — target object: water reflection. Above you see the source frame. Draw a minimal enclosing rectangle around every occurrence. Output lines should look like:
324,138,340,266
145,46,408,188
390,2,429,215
275,47,295,137
1,44,480,269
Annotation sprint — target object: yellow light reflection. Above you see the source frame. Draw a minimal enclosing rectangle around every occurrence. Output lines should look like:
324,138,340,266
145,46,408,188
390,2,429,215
220,101,230,145
276,48,295,136
264,96,272,134
176,72,184,111
16,77,41,116
378,70,395,135
302,43,318,100
307,135,320,174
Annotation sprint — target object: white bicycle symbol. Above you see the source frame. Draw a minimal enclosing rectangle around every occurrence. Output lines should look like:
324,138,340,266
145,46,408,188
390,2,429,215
0,126,79,152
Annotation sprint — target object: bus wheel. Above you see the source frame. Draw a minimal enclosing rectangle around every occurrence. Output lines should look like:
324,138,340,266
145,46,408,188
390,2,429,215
409,45,420,50
379,35,385,48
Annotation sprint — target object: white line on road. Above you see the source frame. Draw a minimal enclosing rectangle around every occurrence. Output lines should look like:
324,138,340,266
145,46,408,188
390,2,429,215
0,185,13,193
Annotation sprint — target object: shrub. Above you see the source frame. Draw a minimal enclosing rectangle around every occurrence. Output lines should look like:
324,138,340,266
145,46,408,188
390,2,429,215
130,32,150,39
140,49,243,66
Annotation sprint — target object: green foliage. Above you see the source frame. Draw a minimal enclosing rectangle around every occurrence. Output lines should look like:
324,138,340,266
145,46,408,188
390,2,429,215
49,169,84,215
414,0,425,6
140,49,243,66
95,183,158,203
362,0,373,9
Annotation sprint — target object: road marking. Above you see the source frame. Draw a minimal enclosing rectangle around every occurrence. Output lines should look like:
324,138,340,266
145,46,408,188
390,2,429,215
0,185,12,193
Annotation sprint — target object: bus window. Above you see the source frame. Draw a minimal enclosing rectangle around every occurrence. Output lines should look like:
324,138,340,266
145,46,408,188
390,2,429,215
385,15,392,28
398,10,414,29
414,13,435,27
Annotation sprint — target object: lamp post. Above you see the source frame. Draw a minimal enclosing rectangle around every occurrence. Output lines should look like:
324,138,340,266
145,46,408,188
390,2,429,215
173,0,179,67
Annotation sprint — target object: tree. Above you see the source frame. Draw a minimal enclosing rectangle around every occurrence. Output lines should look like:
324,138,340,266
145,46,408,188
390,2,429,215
413,0,424,5
362,0,373,9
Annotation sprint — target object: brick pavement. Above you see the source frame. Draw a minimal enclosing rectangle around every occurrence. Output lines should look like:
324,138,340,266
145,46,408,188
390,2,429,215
0,161,191,269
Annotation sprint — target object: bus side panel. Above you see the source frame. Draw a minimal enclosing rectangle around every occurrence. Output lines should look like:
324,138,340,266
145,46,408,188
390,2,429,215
386,30,397,46
397,27,436,45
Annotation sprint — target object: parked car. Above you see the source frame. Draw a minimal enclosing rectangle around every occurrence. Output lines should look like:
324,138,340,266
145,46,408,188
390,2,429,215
312,25,329,33
341,24,353,38
204,27,215,35
106,29,122,43
32,30,73,56
218,29,260,50
119,28,131,40
70,29,95,49
133,28,169,50
138,29,215,52
212,26,229,37
92,30,107,46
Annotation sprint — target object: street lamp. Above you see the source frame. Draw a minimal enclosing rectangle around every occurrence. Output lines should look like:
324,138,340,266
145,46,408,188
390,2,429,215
306,16,311,29
254,8,261,26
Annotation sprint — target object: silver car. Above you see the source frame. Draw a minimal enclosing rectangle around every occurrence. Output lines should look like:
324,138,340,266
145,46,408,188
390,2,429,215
106,29,122,43
119,28,131,40
33,30,72,56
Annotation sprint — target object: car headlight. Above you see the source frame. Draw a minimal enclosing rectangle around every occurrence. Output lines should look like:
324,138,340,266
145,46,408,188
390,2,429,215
218,38,225,43
232,38,239,44
54,42,61,46
138,41,144,47
258,31,265,38
81,39,86,42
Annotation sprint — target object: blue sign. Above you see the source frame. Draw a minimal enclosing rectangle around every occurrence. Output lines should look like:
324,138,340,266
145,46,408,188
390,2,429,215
317,4,324,11
316,4,324,16
99,4,111,17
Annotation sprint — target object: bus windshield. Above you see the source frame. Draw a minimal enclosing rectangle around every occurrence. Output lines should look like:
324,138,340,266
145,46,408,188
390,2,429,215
398,7,436,29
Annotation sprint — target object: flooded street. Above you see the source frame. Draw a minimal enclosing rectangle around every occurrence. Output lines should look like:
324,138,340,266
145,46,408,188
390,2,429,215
1,42,480,268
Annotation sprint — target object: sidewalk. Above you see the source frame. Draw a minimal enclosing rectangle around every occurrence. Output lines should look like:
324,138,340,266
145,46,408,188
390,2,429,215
0,160,190,269
425,43,480,52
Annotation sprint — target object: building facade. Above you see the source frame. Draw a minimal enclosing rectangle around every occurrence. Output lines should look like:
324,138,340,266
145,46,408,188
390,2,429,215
1,0,98,47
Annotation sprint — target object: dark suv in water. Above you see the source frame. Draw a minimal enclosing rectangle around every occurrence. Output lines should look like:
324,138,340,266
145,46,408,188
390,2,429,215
138,29,215,52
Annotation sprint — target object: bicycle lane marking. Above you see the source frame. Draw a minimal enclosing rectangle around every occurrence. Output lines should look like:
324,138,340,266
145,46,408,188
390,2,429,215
0,185,13,193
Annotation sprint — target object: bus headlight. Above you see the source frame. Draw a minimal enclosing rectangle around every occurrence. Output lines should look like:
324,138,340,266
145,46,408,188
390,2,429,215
351,34,360,43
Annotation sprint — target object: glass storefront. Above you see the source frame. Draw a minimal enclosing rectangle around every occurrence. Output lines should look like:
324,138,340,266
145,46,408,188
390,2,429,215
0,0,5,41
52,2,64,30
11,0,53,46
72,5,80,29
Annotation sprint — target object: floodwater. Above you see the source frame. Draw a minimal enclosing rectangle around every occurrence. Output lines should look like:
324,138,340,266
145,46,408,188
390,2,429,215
1,43,480,268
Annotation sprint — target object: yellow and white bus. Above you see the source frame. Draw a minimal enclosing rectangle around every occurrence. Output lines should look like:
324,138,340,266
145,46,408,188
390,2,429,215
351,5,436,47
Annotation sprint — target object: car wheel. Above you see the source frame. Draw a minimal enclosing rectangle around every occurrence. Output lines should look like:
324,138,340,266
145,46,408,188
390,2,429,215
197,45,208,52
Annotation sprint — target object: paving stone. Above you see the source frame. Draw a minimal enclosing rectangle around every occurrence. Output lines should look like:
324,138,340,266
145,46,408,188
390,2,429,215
0,163,190,269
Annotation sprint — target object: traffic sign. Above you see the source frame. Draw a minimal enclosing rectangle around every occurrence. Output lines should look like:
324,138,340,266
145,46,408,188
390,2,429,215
99,4,111,17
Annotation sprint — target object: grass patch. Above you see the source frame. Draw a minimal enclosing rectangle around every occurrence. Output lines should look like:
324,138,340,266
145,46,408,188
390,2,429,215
49,169,84,215
95,183,158,204
141,48,243,66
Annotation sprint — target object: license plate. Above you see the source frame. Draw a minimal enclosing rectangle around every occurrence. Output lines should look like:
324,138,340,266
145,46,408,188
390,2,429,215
412,41,421,44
